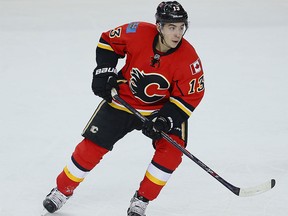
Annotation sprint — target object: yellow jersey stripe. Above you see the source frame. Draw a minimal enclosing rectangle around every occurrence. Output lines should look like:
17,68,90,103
97,42,114,52
169,97,192,116
108,101,155,116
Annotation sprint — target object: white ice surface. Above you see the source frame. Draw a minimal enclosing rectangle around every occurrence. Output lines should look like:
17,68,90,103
0,0,287,215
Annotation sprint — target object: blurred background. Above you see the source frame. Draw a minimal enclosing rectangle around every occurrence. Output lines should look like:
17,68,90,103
0,0,287,215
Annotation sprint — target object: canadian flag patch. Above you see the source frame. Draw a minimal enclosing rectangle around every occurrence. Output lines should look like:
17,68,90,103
190,59,202,75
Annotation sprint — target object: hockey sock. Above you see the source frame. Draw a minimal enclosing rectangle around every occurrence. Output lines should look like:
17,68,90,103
57,138,109,196
138,135,184,201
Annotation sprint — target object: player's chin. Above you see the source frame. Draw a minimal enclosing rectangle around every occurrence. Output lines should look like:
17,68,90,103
168,43,178,49
170,40,180,48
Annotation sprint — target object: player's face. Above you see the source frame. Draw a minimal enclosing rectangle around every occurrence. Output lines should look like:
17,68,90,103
161,22,186,49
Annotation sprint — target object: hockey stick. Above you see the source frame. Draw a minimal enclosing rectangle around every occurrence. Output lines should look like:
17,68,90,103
111,89,276,197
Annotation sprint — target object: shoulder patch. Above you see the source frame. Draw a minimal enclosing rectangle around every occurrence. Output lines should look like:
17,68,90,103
190,58,202,75
126,22,140,33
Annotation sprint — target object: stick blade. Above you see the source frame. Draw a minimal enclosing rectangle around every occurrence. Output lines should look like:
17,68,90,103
238,179,276,197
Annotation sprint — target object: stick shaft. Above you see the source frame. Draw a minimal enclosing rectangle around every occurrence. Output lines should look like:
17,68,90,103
111,91,240,195
111,89,275,196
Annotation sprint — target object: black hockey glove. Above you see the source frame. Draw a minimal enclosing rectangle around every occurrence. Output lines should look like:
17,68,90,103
91,67,119,102
142,115,173,140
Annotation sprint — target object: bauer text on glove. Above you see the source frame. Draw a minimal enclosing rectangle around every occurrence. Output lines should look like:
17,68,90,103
91,67,119,102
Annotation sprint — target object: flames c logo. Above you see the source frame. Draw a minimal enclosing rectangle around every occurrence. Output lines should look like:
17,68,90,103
129,68,170,103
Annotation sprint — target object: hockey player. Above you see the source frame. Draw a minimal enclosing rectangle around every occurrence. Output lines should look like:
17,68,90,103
43,1,205,216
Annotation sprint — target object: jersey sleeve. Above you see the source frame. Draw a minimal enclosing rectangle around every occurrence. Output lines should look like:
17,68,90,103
95,37,120,69
95,22,143,69
99,22,144,57
159,54,205,125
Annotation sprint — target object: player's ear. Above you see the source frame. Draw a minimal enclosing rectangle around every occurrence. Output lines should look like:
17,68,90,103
156,23,161,32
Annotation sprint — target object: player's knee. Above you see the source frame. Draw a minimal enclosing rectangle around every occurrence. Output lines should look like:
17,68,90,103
153,135,184,171
72,138,109,170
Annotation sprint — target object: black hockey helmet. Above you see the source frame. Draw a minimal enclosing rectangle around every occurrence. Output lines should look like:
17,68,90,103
155,1,188,27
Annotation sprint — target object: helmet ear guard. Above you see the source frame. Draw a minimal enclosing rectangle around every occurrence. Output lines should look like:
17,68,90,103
155,1,188,29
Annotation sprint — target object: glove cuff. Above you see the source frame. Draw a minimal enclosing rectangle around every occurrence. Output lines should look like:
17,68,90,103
158,101,189,126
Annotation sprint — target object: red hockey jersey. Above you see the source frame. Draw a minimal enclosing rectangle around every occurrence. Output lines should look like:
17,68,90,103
97,21,204,122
